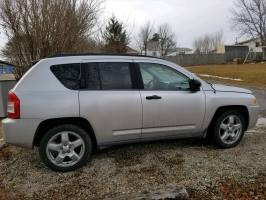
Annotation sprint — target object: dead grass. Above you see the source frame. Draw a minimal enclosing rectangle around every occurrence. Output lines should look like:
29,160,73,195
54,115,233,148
186,63,266,88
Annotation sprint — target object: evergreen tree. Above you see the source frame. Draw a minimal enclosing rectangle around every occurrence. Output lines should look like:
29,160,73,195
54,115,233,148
103,17,129,53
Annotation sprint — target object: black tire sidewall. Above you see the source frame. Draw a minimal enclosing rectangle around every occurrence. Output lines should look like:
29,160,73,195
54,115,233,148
213,110,246,148
39,124,92,172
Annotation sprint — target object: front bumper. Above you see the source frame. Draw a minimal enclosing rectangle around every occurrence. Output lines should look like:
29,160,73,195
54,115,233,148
2,118,41,149
247,105,260,130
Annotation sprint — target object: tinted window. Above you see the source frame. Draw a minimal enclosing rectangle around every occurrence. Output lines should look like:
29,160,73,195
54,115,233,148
86,63,101,90
98,62,132,90
139,63,190,90
51,63,81,90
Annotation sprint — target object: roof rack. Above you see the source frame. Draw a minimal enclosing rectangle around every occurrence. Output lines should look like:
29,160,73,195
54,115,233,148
48,53,162,60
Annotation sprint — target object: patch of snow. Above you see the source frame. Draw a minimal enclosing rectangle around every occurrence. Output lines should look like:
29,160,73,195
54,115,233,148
256,117,266,128
246,130,264,135
199,74,243,82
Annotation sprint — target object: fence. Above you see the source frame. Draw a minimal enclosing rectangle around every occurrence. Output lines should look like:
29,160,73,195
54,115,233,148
0,80,17,117
165,54,226,66
166,51,264,66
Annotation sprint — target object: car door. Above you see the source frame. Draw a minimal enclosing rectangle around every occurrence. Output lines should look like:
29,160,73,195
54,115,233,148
136,61,206,140
79,59,142,146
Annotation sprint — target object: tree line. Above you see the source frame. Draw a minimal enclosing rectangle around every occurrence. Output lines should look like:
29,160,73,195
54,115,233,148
0,0,177,79
0,0,265,79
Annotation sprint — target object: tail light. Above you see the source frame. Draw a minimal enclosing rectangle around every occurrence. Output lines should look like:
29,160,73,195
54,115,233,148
7,91,20,119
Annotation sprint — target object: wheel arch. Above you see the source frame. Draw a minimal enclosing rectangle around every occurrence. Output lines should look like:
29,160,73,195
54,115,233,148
206,105,249,137
33,117,98,151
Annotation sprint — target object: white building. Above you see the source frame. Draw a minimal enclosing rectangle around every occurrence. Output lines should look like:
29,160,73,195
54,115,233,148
167,48,193,56
236,38,263,53
145,40,193,57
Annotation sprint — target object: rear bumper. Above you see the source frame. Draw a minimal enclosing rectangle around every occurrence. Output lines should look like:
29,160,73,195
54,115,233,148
247,105,260,130
2,118,41,149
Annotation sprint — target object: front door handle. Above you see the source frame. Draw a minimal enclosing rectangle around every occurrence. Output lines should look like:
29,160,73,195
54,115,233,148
146,95,162,100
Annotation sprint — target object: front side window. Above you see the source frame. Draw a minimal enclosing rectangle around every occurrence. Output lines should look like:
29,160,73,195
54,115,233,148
51,63,81,90
139,63,190,90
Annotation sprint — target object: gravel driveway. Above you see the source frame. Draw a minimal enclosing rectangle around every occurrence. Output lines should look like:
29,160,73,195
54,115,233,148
0,87,266,200
250,87,266,117
0,122,266,199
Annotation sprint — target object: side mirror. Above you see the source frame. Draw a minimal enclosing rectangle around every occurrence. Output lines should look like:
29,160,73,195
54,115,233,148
189,79,202,92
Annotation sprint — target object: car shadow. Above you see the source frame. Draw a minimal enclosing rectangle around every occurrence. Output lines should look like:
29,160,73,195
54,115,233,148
96,137,217,156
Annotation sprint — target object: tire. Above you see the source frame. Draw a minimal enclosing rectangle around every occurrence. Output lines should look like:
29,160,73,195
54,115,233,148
39,124,92,172
212,110,246,148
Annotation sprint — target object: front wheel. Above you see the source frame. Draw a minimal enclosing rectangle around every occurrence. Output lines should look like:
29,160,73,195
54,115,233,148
39,125,92,172
213,110,246,148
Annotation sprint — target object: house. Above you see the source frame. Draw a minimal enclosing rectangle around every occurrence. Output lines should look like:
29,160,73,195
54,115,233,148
0,60,16,117
215,44,226,54
167,48,193,56
146,40,161,57
0,60,14,74
236,38,263,53
126,46,139,54
145,40,193,57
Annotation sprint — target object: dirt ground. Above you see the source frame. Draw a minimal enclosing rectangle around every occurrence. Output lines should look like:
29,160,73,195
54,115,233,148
0,119,266,200
187,63,266,88
0,84,266,200
0,121,265,200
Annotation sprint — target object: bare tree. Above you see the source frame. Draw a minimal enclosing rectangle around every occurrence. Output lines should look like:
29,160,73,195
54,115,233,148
0,0,103,79
137,22,153,55
232,0,266,47
158,23,176,57
193,31,224,54
193,35,214,54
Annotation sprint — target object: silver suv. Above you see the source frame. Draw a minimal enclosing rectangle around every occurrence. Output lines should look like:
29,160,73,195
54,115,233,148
2,54,259,171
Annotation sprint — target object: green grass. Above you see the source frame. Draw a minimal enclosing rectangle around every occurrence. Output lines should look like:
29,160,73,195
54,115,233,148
186,63,266,88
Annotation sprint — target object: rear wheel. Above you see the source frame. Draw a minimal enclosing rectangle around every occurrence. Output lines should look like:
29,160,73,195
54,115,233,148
212,110,246,148
39,124,92,172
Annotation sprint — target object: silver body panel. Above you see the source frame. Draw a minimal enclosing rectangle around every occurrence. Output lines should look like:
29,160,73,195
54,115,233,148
2,55,259,148
79,90,142,145
140,90,205,139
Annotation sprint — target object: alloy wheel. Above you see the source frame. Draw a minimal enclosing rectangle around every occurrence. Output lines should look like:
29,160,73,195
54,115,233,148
46,131,85,167
219,115,242,145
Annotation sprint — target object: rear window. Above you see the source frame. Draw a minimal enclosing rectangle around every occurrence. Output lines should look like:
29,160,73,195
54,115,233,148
50,63,81,90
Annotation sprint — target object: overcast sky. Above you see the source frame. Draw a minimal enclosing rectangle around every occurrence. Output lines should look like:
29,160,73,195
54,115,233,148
104,0,240,48
0,0,241,55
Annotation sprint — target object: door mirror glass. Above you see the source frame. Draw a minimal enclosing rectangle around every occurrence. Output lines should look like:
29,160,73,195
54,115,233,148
189,79,202,92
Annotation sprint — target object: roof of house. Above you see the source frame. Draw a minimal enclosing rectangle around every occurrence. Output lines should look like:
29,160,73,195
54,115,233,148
0,60,13,66
126,46,138,54
236,38,259,45
176,47,193,52
225,45,249,47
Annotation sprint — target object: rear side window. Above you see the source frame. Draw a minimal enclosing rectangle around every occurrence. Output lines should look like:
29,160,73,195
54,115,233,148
85,62,132,90
98,62,132,90
50,63,81,90
86,63,101,90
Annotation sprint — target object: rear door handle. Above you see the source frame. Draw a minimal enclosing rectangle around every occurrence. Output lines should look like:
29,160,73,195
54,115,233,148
146,95,162,100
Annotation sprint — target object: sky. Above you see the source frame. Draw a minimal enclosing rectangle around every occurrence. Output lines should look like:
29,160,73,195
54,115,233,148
0,0,241,56
103,0,240,48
